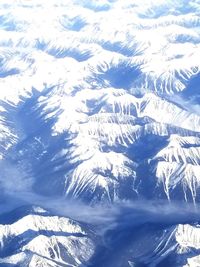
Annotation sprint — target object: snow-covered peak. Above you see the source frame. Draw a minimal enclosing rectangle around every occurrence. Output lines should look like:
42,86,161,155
0,211,94,267
0,1,200,266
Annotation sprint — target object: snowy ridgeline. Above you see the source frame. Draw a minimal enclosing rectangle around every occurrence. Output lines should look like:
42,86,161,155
0,0,200,266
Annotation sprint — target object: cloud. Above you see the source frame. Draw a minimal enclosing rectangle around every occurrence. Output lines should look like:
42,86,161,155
0,160,33,193
1,156,200,266
0,1,200,266
168,94,200,116
83,200,200,267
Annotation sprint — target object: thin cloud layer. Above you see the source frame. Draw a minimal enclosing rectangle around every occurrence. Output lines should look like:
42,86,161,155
0,1,200,266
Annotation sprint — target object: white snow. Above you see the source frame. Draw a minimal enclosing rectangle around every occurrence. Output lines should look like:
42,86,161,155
0,0,200,265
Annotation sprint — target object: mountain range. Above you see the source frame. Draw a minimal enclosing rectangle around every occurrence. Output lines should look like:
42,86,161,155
0,0,200,266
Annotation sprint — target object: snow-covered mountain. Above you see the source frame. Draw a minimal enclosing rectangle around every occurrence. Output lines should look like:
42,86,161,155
0,205,95,266
0,0,200,266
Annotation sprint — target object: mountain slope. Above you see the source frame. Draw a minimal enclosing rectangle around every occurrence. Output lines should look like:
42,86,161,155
0,0,200,266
